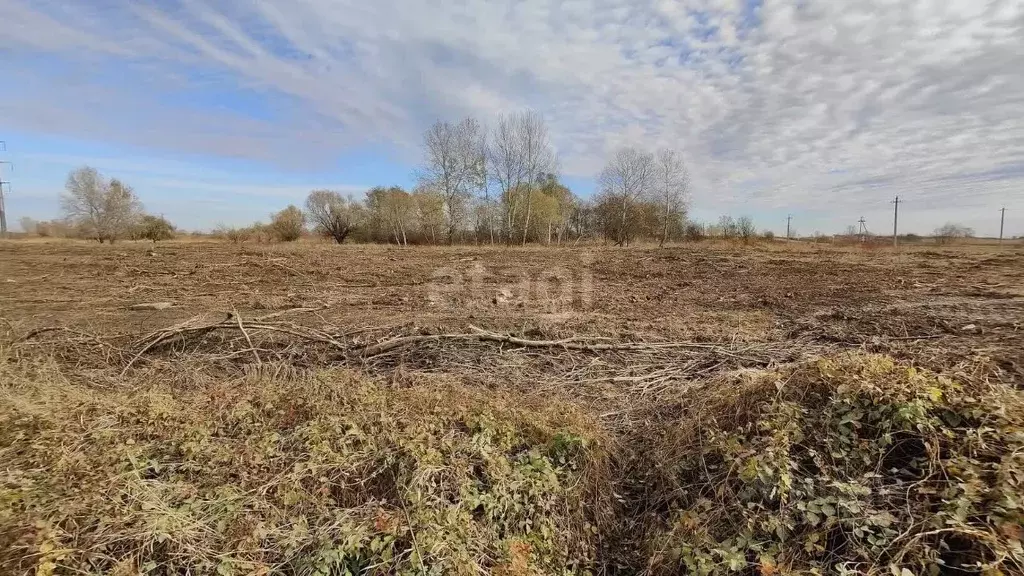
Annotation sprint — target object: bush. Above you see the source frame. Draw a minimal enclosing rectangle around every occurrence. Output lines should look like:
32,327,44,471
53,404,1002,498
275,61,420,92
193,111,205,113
215,225,249,244
270,205,305,242
683,222,706,241
643,353,1024,575
737,216,756,243
0,365,610,575
132,214,176,241
934,223,975,245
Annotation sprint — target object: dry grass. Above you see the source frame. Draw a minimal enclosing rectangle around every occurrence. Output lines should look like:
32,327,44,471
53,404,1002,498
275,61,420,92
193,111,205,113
1,239,1022,574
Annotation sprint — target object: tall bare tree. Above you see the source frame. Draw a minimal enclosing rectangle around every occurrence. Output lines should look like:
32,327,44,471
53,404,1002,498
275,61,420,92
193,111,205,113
412,184,446,244
598,147,655,246
305,190,361,243
653,149,690,247
419,117,485,244
61,166,143,243
487,111,556,245
367,186,414,246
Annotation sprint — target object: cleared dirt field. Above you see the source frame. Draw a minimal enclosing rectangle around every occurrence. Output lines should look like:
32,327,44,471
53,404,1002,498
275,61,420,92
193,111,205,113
2,239,1023,575
3,239,1022,383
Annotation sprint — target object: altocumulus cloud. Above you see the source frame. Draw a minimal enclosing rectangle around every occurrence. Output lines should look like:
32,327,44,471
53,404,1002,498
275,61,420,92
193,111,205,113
1,0,1022,234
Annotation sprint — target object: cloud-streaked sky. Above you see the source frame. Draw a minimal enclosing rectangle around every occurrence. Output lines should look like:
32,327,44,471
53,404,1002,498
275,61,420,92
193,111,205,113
1,0,1022,235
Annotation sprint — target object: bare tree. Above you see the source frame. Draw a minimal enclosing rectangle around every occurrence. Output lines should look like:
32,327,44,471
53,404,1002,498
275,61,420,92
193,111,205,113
366,186,414,246
517,113,556,246
61,166,143,243
653,149,690,247
412,184,446,244
419,118,485,244
305,190,361,243
737,216,756,243
718,215,738,239
487,111,557,245
598,147,655,246
933,222,975,245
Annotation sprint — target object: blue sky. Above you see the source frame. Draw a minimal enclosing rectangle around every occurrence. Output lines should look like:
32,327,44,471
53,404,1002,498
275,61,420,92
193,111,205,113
1,0,1022,235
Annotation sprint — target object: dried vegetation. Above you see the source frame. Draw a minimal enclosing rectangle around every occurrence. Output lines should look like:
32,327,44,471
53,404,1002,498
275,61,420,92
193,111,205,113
1,241,1022,574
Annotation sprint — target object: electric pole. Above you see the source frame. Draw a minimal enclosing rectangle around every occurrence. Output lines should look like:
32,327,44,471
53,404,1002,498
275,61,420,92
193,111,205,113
858,216,867,242
786,214,792,239
999,207,1006,244
0,141,10,237
891,196,900,249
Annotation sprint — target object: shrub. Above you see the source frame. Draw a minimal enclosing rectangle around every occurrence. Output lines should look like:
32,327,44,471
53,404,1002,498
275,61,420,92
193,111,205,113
0,365,610,575
737,216,756,243
934,223,975,245
132,214,176,241
643,353,1024,575
683,222,706,241
215,224,250,244
270,205,305,242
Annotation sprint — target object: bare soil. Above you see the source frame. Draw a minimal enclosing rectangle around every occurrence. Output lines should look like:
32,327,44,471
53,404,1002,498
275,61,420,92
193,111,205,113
2,239,1021,405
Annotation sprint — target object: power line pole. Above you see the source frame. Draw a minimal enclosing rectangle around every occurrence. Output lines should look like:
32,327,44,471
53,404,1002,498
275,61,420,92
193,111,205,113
890,195,900,249
786,214,792,239
0,141,10,238
858,216,867,242
999,207,1006,244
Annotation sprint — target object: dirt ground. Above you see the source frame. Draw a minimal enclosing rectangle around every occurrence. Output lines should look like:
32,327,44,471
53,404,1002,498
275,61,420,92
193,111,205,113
2,239,1021,411
2,238,1024,573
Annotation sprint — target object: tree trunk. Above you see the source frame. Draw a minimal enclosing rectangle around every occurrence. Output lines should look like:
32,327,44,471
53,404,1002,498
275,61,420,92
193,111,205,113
522,188,532,246
618,194,629,246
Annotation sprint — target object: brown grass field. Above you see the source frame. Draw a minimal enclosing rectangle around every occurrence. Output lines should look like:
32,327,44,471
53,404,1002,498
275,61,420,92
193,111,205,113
1,239,1023,575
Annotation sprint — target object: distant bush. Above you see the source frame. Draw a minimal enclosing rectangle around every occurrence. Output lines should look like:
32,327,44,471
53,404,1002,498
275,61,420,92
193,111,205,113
215,223,269,244
17,217,73,238
132,214,176,241
718,215,738,239
683,222,706,241
934,222,975,245
761,229,775,241
270,205,305,242
737,216,756,243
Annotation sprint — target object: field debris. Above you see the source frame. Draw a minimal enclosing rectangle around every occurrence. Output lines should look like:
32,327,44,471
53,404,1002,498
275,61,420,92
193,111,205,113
1,241,1022,574
128,301,175,311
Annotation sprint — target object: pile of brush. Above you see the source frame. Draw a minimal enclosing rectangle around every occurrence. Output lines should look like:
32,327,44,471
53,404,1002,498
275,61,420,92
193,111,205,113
2,325,1021,575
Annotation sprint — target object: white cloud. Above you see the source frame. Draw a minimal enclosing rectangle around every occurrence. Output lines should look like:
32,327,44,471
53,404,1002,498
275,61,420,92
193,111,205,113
1,0,1023,234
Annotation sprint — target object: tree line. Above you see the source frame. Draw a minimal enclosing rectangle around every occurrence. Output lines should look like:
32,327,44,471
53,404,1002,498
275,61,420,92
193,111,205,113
22,112,995,245
224,112,694,246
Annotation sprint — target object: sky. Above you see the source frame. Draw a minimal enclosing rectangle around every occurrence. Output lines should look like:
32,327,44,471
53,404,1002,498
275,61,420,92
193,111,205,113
1,0,1022,236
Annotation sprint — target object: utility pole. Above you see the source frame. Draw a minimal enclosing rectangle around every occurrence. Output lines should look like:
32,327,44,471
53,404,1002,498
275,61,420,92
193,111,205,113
0,141,10,238
786,214,792,239
999,207,1006,244
891,195,900,249
858,216,867,242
